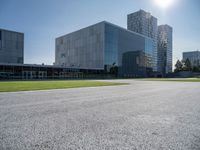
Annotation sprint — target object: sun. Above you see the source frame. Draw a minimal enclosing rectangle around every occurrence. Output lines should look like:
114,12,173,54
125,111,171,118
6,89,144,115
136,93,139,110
154,0,174,9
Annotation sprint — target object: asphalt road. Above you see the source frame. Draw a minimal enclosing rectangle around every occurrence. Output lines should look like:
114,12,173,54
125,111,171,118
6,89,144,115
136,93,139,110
0,80,200,150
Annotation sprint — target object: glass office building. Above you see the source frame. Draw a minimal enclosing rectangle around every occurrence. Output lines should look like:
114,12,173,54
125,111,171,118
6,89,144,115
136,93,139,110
55,21,154,77
0,29,24,64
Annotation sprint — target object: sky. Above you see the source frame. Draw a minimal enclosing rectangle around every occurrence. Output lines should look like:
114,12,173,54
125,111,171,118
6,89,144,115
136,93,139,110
0,0,200,67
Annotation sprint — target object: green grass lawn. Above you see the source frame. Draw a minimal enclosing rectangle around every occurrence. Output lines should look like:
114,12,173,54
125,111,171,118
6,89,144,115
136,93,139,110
0,80,125,92
142,78,200,82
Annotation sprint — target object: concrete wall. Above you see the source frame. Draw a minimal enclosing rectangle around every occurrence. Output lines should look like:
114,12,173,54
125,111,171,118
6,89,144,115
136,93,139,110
55,22,105,70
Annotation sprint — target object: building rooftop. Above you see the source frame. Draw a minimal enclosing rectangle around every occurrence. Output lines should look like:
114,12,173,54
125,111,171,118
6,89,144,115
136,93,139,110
56,20,153,40
0,28,24,35
183,50,200,54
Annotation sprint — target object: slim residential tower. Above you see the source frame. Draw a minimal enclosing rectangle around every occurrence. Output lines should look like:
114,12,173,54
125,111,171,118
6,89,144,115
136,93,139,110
157,25,173,75
127,9,158,71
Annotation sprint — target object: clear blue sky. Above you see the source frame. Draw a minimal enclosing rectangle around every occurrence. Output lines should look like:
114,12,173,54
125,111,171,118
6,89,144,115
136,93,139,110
0,0,200,67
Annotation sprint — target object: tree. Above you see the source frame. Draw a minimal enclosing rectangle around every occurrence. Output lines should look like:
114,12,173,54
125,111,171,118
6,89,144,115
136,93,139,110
183,58,192,71
110,62,118,76
174,60,183,72
192,66,200,72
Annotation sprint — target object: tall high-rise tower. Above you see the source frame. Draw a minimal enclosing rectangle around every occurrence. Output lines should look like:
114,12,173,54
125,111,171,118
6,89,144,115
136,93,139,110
157,25,173,75
127,9,158,71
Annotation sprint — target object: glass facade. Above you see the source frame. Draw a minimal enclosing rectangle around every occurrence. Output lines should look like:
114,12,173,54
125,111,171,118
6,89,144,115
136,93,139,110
145,38,154,68
104,22,154,77
104,24,118,66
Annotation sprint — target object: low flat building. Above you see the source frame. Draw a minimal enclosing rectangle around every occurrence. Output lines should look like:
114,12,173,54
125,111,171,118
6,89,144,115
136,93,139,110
55,21,154,77
183,51,200,67
0,28,24,64
0,63,107,80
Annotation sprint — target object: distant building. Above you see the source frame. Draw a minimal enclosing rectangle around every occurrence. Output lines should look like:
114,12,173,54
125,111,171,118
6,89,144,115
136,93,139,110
0,29,24,64
157,25,173,75
55,21,154,77
127,9,158,71
183,51,200,67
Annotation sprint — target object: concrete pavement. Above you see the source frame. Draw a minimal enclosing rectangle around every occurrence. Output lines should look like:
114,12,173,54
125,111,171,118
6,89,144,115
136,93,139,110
0,80,200,150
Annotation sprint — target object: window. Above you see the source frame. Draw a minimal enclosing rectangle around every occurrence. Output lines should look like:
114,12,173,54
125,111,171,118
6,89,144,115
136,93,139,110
61,53,66,58
60,38,63,44
17,57,23,63
136,56,139,65
0,30,2,40
0,30,1,49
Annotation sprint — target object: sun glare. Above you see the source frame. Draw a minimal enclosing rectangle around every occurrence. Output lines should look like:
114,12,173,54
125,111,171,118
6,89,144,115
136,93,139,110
154,0,174,9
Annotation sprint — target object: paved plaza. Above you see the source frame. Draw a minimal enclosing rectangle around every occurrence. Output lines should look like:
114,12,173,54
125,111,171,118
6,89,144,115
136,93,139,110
0,80,200,150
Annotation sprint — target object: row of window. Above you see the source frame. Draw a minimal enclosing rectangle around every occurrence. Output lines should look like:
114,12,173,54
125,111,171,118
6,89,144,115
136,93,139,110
0,31,23,41
0,31,2,40
0,40,23,50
